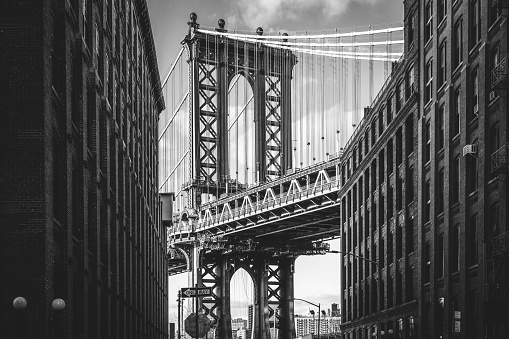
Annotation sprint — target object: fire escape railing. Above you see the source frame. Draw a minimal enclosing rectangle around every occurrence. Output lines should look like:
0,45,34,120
491,142,509,172
488,231,509,257
492,53,509,90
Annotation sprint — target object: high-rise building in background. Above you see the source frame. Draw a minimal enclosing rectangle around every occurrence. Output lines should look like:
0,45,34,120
295,315,340,337
331,303,340,317
340,0,509,338
0,0,167,338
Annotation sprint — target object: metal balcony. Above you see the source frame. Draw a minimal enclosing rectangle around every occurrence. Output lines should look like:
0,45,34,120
492,53,509,90
488,231,509,257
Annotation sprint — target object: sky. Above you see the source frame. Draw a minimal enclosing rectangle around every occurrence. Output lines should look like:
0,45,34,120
146,0,404,323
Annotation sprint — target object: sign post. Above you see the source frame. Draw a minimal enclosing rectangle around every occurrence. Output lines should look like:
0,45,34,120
181,285,212,338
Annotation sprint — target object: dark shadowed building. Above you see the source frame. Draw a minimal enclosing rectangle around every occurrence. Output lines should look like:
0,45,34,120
0,0,167,338
339,0,509,338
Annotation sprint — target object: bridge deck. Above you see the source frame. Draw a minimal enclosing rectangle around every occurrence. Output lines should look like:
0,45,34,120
168,154,345,246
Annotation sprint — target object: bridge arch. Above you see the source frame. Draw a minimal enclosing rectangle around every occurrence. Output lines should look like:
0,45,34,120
228,73,256,185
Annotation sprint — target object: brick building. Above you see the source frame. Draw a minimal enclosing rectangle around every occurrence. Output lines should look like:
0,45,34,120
0,0,167,338
339,0,509,338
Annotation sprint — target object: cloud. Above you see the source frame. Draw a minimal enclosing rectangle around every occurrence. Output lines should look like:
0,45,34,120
226,0,378,30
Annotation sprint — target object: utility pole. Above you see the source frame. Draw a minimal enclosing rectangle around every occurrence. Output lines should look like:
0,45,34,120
177,291,182,339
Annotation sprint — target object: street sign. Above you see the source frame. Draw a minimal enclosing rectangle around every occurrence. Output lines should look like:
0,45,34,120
180,287,212,298
184,313,211,338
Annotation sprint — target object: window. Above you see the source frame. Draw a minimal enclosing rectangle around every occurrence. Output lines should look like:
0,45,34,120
468,215,478,266
425,1,433,43
424,241,431,283
425,180,431,223
470,0,480,47
380,237,385,268
406,116,414,156
491,44,501,91
451,225,460,272
467,289,479,336
396,127,403,165
371,120,376,146
472,69,479,118
83,0,89,45
489,204,499,237
437,169,444,214
467,141,478,194
406,66,415,98
388,185,394,219
490,0,501,26
452,88,460,137
451,156,460,204
437,104,445,150
387,139,393,174
425,59,433,103
406,167,414,204
387,96,393,123
408,14,414,45
406,219,414,253
425,121,431,163
438,0,447,23
396,225,403,259
453,20,463,69
379,111,384,137
437,234,444,278
438,41,446,87
396,81,404,112
489,124,499,177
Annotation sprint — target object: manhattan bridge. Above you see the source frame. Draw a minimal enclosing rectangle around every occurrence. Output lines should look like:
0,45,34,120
159,13,404,339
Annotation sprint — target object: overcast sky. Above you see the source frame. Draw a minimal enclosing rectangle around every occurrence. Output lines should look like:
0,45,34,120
147,0,404,323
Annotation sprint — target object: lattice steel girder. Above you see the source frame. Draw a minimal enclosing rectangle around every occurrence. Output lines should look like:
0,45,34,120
169,158,344,245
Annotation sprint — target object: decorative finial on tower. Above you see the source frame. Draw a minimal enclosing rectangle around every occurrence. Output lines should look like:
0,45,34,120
185,12,200,41
216,18,226,32
256,27,264,35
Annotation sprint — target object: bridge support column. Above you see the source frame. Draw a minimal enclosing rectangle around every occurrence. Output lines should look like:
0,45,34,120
196,251,298,339
278,257,297,339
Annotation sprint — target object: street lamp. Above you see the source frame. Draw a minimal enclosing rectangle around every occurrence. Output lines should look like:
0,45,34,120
292,298,321,339
12,297,27,310
327,250,381,339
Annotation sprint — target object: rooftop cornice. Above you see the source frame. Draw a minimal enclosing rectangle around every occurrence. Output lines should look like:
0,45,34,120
134,0,165,113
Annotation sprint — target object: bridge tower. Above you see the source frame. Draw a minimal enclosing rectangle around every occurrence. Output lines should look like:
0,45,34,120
183,13,296,207
174,13,300,339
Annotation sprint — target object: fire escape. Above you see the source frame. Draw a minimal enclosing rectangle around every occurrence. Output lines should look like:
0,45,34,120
488,46,509,336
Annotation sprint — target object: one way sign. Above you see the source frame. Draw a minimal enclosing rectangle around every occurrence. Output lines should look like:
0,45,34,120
180,287,212,298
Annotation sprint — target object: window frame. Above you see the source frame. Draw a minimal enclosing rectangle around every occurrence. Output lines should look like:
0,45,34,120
425,59,433,103
425,1,434,44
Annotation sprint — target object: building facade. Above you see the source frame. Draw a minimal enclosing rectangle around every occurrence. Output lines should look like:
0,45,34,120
0,0,167,338
339,0,509,338
295,316,341,337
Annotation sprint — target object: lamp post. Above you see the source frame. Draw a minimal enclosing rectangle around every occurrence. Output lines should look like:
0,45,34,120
177,291,182,339
327,250,381,339
293,298,321,339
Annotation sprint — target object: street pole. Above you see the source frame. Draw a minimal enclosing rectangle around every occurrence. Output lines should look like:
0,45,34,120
195,283,199,339
318,303,321,339
327,250,380,338
177,291,182,339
